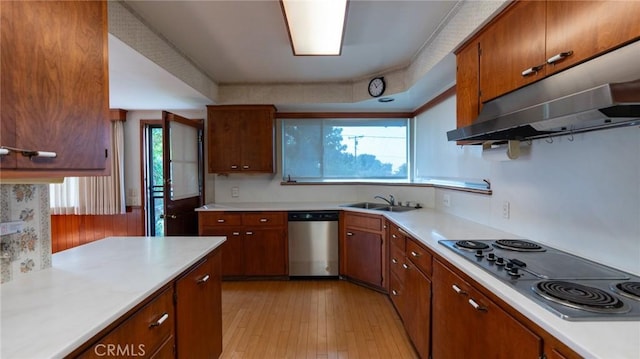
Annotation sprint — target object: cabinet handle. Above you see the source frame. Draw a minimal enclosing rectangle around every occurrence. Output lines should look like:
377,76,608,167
391,289,399,296
243,165,250,169
231,165,238,169
149,313,169,328
547,51,573,65
452,284,467,295
410,251,420,258
197,274,210,284
392,234,397,239
521,64,544,77
232,232,241,236
159,214,177,219
346,232,354,236
217,219,226,223
259,218,269,223
246,231,254,235
402,263,410,270
468,298,487,312
391,258,398,264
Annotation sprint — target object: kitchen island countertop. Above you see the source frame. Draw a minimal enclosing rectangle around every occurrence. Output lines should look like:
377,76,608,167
199,202,640,359
0,236,226,359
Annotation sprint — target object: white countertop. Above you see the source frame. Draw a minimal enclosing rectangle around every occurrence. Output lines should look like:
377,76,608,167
0,236,226,359
199,202,640,359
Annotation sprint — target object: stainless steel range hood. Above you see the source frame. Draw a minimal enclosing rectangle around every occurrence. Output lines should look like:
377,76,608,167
447,40,640,142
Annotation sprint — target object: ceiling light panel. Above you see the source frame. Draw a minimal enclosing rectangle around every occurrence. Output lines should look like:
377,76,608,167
281,0,348,56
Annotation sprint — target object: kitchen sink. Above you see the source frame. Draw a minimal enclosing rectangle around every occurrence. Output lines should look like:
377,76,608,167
341,202,389,209
375,206,416,212
341,202,417,212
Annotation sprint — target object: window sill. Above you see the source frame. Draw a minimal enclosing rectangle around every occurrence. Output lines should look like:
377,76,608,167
280,178,492,195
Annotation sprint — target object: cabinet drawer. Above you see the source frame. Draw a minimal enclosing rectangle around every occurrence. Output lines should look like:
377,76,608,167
243,212,285,226
389,244,405,279
389,225,406,251
200,212,243,227
406,239,432,277
344,212,384,232
79,287,174,359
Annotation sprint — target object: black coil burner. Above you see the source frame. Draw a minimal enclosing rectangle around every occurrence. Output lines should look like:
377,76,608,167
454,240,491,252
612,282,640,301
493,239,545,252
533,281,629,314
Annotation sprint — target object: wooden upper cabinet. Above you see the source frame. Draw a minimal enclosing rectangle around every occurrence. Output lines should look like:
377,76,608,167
0,1,109,178
545,0,640,74
455,42,481,129
479,0,547,102
207,105,276,174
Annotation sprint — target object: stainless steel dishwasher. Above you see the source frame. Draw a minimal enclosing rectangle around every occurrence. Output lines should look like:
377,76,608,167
288,211,339,278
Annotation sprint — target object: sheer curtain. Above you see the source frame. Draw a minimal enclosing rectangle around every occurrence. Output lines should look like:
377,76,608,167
50,120,126,215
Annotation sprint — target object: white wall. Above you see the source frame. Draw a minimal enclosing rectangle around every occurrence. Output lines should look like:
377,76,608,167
417,96,640,275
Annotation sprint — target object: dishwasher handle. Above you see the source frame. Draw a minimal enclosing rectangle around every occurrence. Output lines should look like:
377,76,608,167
288,211,340,221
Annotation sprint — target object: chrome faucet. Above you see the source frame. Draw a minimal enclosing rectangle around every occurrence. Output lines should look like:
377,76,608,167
374,194,395,206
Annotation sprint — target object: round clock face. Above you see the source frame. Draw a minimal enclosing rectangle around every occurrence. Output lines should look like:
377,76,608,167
368,77,385,97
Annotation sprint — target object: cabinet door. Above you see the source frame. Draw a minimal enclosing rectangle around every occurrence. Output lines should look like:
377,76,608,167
344,229,383,287
207,110,242,172
456,41,481,129
243,228,287,276
479,1,546,101
432,260,542,358
238,108,275,172
546,1,640,74
403,261,431,359
0,1,109,174
176,251,223,358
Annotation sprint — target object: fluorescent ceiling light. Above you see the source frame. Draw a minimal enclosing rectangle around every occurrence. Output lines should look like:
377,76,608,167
281,0,348,56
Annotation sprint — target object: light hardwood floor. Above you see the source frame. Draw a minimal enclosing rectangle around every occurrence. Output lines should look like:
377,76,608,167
220,280,418,359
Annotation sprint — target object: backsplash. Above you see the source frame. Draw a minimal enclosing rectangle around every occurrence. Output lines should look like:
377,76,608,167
1,184,51,284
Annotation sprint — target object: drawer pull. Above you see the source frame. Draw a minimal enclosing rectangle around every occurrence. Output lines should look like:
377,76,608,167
232,232,240,236
547,51,573,64
391,258,398,264
217,219,226,223
410,251,420,258
197,274,210,284
246,231,254,235
452,284,467,295
402,263,410,270
521,64,544,77
231,165,238,169
391,290,399,296
259,218,268,223
392,234,397,239
149,313,169,328
243,165,250,169
346,232,354,236
468,298,487,312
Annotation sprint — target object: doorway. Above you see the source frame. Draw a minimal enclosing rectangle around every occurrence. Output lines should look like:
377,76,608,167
141,112,204,236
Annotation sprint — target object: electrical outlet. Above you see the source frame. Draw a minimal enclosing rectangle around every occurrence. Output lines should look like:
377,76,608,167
502,201,510,219
231,186,240,198
443,194,451,207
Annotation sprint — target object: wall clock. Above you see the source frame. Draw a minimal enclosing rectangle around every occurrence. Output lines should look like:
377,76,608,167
368,77,385,97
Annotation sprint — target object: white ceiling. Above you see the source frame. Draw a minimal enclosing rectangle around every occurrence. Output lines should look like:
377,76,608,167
109,0,461,111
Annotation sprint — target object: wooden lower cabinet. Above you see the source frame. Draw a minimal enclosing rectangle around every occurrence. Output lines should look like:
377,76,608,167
198,211,288,278
340,212,387,290
176,250,222,358
432,259,542,358
74,249,222,359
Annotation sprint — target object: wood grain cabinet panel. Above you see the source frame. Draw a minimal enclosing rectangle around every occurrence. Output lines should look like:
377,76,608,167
341,212,387,290
207,105,276,174
455,42,481,130
175,251,223,358
545,0,640,74
0,1,109,178
78,287,175,359
432,259,542,358
198,211,287,278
